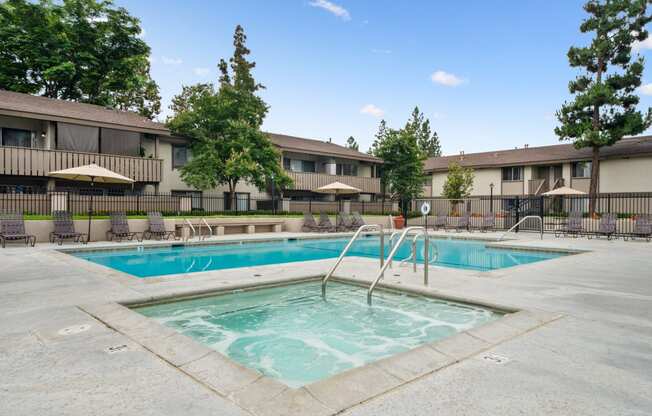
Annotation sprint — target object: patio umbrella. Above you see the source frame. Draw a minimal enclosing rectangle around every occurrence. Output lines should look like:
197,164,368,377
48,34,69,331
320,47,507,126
314,181,361,211
48,164,135,241
542,186,586,196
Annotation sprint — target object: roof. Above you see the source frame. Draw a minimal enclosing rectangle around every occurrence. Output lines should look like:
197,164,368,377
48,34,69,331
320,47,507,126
424,136,652,172
0,90,168,135
268,133,381,163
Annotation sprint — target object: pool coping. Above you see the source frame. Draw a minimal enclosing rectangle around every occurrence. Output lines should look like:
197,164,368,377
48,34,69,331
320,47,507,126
79,276,562,416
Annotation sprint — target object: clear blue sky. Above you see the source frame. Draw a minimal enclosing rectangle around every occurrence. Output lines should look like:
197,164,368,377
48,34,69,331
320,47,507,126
117,0,652,155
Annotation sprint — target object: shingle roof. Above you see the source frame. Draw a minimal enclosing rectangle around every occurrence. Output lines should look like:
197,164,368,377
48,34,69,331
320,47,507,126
268,133,381,163
424,136,652,172
0,90,168,134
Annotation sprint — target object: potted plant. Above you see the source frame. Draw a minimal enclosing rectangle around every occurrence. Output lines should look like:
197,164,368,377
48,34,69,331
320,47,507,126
393,215,405,229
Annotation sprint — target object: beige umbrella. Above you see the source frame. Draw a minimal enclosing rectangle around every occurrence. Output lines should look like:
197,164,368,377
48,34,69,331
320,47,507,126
48,164,135,240
314,182,361,211
542,186,586,196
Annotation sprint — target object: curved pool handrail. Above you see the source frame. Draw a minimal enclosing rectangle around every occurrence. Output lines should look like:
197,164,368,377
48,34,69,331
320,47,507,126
322,224,384,298
497,215,543,241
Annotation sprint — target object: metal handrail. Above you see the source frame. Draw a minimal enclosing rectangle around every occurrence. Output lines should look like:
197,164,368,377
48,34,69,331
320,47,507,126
398,234,438,269
497,215,543,241
322,224,384,298
184,218,196,241
200,218,213,240
368,226,428,305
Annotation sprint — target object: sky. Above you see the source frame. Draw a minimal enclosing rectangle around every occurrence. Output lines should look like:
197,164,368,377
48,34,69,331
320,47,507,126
117,0,652,155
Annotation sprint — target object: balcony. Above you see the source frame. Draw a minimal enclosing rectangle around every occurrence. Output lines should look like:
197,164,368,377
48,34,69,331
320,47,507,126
0,146,162,182
286,171,381,194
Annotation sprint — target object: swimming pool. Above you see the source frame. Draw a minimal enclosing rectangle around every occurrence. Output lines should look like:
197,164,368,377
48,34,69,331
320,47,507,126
71,236,565,277
135,281,503,387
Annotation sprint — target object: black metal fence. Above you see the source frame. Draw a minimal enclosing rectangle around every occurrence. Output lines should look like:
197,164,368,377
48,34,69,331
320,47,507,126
411,193,652,236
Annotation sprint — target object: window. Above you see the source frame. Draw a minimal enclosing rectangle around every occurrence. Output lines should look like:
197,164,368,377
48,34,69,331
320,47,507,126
283,158,315,173
1,128,33,148
57,123,99,152
502,166,523,181
172,190,202,210
336,163,358,176
572,161,592,178
172,145,188,169
224,192,250,211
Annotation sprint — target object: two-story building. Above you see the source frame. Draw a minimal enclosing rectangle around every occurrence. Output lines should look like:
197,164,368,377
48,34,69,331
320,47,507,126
423,137,652,197
0,90,383,202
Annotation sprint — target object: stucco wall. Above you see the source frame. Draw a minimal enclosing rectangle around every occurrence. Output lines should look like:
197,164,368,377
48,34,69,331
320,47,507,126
599,157,652,193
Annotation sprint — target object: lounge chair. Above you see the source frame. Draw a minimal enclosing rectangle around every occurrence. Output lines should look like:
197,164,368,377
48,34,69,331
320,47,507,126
446,212,470,232
0,212,36,248
351,211,366,228
143,212,177,240
432,213,447,231
589,213,616,240
301,212,329,232
555,211,583,237
49,211,87,245
626,214,651,242
479,213,495,232
318,212,336,232
106,212,141,242
336,212,356,232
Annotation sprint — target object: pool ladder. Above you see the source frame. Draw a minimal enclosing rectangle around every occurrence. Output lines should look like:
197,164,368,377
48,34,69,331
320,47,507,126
321,224,384,298
367,226,431,305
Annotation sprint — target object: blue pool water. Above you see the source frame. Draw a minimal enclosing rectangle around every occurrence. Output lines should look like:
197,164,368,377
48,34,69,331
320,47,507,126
71,236,564,277
135,282,503,387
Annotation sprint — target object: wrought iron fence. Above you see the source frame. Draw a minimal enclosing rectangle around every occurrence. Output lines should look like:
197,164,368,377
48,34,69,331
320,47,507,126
411,193,652,236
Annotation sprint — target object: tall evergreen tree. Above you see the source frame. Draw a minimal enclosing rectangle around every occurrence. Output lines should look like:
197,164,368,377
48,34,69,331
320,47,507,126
0,0,161,118
556,0,652,212
404,107,442,158
346,136,359,151
368,119,388,155
167,25,291,208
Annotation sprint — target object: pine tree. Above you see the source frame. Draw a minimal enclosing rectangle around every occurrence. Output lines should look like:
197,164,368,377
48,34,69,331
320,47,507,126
346,136,359,151
405,107,442,158
556,0,652,213
368,119,388,155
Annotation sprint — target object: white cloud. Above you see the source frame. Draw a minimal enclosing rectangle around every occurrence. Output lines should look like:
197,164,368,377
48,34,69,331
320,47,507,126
360,104,384,118
309,0,350,21
633,37,652,51
430,70,465,87
161,56,183,65
371,48,392,54
193,67,210,76
639,83,652,95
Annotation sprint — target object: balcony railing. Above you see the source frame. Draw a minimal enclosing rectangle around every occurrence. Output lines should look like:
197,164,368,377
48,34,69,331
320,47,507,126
0,146,162,182
286,171,381,194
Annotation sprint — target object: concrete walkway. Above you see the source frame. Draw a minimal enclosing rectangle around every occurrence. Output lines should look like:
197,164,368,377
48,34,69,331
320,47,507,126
0,231,650,415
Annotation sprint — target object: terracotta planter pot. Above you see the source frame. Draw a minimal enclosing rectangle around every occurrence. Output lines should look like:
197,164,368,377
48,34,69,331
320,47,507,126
393,216,405,229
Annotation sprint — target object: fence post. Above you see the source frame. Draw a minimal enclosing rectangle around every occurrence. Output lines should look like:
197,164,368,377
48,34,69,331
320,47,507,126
309,198,312,213
539,195,544,223
515,196,520,233
607,194,611,213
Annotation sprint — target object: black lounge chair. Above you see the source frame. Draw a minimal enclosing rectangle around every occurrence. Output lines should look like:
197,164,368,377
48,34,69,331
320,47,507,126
301,212,330,232
351,211,366,228
336,212,356,232
446,212,470,232
555,211,583,237
106,212,141,242
318,212,336,232
432,214,447,231
626,214,651,242
589,213,616,240
479,213,495,232
143,212,177,240
50,211,87,245
0,212,36,248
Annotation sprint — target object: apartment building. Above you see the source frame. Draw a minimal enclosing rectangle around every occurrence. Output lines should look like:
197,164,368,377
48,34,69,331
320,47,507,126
421,137,652,197
0,90,382,202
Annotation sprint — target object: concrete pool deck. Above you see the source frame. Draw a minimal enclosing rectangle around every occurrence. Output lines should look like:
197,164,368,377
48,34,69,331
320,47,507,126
0,231,651,415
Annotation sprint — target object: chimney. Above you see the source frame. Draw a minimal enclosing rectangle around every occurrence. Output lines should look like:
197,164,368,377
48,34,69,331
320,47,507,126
524,144,529,148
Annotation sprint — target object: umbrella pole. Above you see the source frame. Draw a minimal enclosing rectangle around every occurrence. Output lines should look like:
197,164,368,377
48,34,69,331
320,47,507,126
88,178,94,242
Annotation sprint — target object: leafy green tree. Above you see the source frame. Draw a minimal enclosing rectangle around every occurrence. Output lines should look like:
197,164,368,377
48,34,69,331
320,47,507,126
0,0,160,118
374,126,425,215
167,25,291,208
346,136,359,151
442,162,474,201
555,0,652,212
404,107,442,157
